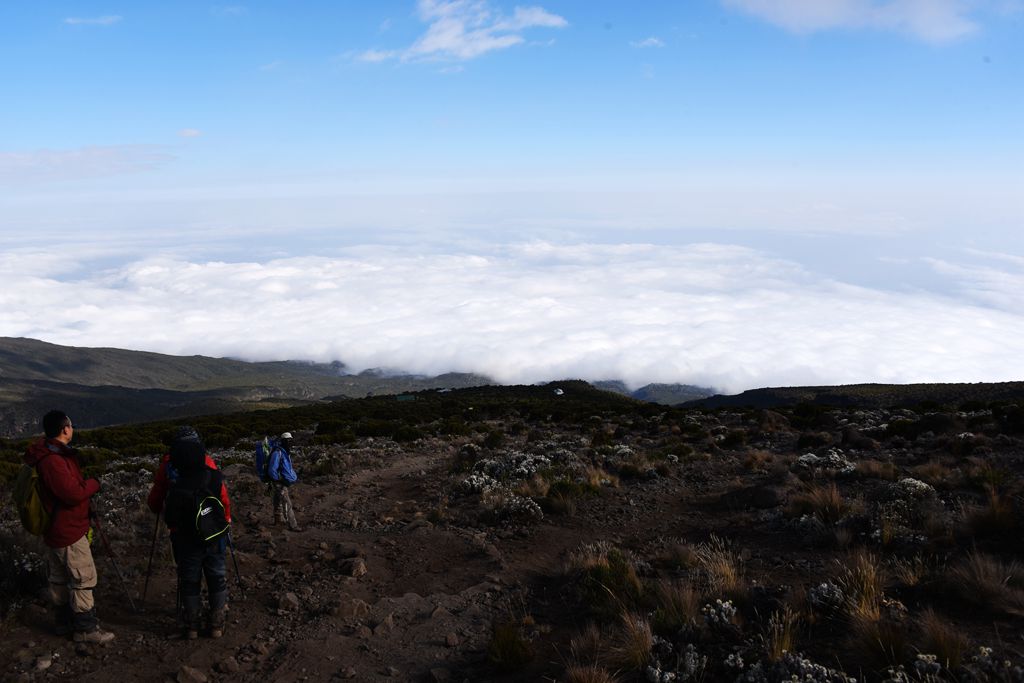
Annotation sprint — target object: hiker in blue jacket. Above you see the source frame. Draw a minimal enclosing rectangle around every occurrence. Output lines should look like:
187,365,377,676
268,431,301,531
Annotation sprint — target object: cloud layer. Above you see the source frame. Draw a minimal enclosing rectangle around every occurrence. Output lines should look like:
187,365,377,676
358,0,566,62
723,0,979,42
0,146,173,184
2,242,1022,394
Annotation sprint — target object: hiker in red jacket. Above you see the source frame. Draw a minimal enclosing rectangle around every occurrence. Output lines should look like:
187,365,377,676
148,426,232,639
23,410,115,643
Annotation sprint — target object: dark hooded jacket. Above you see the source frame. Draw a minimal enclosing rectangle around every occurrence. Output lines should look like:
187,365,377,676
23,438,100,548
147,439,231,531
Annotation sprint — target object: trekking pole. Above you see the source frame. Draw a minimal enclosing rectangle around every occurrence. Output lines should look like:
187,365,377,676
141,511,161,608
89,509,139,613
226,531,243,592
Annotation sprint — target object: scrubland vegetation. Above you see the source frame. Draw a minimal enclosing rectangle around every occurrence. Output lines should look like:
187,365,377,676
2,381,1023,681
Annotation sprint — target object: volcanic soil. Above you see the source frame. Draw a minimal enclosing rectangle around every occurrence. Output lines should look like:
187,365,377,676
4,395,1024,683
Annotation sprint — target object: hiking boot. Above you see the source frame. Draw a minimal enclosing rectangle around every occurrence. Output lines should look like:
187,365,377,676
73,627,116,644
209,608,226,639
288,524,304,532
182,595,202,640
208,591,228,639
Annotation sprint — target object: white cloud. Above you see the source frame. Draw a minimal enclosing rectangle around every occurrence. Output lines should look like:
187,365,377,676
64,15,122,26
722,0,980,42
0,145,174,184
357,49,399,63
212,5,248,17
361,0,567,63
924,253,1024,314
2,242,1022,394
631,37,665,48
178,129,203,138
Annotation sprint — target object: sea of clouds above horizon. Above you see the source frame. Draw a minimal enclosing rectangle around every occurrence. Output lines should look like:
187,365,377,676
1,241,1022,394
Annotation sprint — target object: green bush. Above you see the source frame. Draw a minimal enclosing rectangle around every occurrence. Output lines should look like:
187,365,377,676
483,429,505,449
719,430,747,449
393,425,423,443
0,461,20,483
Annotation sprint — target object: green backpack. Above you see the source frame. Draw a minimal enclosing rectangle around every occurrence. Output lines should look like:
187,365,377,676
12,454,54,536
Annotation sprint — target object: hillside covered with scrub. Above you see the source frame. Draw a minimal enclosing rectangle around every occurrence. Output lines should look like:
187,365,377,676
2,381,1024,681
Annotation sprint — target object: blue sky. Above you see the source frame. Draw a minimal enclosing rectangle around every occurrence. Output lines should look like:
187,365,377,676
1,1,1022,391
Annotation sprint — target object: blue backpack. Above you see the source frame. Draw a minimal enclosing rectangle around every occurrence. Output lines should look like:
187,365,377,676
255,437,276,482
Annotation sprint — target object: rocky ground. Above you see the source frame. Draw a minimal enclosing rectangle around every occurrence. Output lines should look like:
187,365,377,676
2,394,1024,682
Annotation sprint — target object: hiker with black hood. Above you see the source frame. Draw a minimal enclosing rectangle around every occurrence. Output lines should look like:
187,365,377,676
147,426,232,639
22,410,116,643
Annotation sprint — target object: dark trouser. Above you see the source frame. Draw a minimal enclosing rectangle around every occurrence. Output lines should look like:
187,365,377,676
171,533,227,624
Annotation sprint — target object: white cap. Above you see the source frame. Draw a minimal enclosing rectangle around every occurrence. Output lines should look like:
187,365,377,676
281,432,293,439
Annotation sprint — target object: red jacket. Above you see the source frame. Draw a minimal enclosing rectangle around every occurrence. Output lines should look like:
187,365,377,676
23,438,100,548
147,453,232,528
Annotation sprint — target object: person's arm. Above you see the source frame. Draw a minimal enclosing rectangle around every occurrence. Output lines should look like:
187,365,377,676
39,456,99,507
219,480,232,523
147,457,170,513
280,452,298,484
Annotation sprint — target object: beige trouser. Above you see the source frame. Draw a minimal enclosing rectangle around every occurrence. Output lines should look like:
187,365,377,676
46,535,97,613
272,482,298,528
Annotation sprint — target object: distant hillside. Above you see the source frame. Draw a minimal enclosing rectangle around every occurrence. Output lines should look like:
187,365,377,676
687,382,1024,410
593,380,715,405
0,337,491,436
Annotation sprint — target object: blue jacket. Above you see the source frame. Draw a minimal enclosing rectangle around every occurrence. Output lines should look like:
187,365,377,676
268,444,298,484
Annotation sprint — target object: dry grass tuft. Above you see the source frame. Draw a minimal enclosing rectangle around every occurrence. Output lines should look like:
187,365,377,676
967,485,1018,537
651,579,700,635
848,610,911,671
661,542,700,571
695,535,747,598
913,459,959,488
917,608,968,670
833,527,855,550
607,613,653,671
948,551,1024,614
891,556,929,588
516,473,550,498
565,664,620,683
788,483,849,526
743,449,773,471
569,623,605,664
856,459,897,481
764,605,798,662
568,542,644,616
584,466,619,489
838,550,885,622
487,619,534,672
548,490,579,516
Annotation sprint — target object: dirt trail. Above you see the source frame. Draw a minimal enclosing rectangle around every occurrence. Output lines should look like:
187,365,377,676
3,445,548,682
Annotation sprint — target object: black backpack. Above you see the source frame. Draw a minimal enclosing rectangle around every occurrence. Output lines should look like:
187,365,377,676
164,442,229,543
